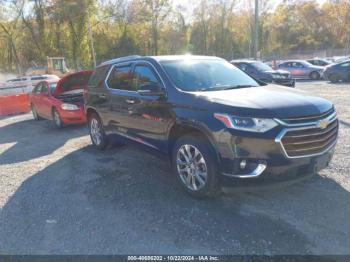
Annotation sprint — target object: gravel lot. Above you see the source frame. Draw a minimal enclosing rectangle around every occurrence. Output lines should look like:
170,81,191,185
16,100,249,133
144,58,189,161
0,81,349,255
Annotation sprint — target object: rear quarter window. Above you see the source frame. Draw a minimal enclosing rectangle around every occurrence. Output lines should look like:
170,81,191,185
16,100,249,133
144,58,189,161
88,65,110,88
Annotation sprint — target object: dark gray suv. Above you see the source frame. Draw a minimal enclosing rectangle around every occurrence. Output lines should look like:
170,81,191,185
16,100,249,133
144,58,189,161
85,55,338,198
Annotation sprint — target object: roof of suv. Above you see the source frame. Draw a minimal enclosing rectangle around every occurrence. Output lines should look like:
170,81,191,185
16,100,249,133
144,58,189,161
99,55,224,67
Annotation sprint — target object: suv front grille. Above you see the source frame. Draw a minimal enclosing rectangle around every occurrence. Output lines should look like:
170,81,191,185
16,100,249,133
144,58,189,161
280,108,335,125
279,119,338,158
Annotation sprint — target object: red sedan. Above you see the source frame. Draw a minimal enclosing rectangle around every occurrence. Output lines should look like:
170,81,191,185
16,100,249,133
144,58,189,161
29,70,92,128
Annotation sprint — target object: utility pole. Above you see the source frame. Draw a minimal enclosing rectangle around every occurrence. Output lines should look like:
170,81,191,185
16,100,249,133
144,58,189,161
88,11,97,68
254,0,259,60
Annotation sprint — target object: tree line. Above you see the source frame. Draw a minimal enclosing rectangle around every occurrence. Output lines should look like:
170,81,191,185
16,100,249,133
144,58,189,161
0,0,350,74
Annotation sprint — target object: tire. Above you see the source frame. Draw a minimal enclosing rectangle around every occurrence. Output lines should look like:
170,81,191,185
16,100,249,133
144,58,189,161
88,112,108,150
310,71,320,80
31,104,41,120
172,135,220,198
52,108,64,128
329,74,340,83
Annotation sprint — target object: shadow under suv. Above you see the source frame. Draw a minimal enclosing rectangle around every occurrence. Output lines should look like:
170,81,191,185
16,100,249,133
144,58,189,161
85,55,338,198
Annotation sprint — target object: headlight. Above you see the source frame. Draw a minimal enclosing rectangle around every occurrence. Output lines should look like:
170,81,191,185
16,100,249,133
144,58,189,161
61,103,79,110
272,74,281,79
214,113,278,132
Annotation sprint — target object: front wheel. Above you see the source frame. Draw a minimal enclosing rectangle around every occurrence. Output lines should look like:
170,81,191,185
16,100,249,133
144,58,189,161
172,135,220,198
52,108,64,128
88,113,108,150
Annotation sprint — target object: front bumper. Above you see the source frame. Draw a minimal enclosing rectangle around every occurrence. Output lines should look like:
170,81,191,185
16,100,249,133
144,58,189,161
219,147,334,187
59,107,87,124
216,116,338,187
272,79,295,87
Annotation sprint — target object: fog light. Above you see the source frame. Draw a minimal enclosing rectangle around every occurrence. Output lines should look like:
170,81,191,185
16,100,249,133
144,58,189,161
240,160,247,170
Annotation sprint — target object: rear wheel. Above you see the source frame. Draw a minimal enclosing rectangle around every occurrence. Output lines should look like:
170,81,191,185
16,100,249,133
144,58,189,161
310,71,320,80
172,135,220,198
88,113,108,150
31,104,41,120
52,108,63,128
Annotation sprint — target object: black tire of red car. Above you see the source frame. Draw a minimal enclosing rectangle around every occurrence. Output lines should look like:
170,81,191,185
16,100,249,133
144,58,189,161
88,112,108,150
52,108,64,128
31,104,41,120
172,135,221,198
310,71,320,80
329,74,340,83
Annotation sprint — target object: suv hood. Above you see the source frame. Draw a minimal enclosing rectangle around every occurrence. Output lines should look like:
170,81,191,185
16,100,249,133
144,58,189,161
192,85,333,119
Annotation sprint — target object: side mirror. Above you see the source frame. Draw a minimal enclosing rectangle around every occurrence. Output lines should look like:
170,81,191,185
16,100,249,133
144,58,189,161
137,83,165,96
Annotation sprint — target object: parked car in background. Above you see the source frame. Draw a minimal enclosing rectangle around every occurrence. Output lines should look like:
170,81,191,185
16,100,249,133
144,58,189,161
4,74,59,90
30,70,92,127
334,55,350,63
85,55,338,198
278,60,324,80
307,59,331,67
231,60,295,87
323,60,350,83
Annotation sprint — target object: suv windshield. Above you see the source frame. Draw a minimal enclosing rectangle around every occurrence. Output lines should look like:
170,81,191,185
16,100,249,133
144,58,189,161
252,61,273,72
160,59,259,91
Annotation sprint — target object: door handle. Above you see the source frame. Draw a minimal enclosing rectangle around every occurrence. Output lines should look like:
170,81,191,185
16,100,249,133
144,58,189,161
125,99,135,104
98,94,106,99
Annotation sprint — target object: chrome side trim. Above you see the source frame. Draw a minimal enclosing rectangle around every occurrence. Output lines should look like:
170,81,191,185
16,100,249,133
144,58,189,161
222,163,267,178
275,117,338,159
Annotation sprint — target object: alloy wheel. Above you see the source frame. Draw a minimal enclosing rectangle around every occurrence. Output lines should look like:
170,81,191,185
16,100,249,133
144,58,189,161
90,118,102,146
54,110,61,127
176,144,208,191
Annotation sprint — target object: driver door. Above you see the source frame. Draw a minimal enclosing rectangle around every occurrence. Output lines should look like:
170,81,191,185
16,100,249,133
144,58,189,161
38,82,52,118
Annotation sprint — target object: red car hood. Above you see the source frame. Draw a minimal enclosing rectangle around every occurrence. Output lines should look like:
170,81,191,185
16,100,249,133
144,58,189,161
54,70,93,97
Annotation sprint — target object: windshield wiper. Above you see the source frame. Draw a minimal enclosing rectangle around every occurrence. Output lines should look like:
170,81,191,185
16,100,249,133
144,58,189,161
220,85,254,90
194,85,254,92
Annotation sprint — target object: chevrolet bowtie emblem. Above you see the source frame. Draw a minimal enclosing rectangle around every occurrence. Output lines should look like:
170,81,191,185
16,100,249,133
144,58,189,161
318,119,329,129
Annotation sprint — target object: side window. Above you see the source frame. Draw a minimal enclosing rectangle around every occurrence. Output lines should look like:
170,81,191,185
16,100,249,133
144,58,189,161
89,65,110,88
133,65,161,90
280,62,289,67
31,76,46,81
33,83,42,94
41,83,48,94
341,62,350,67
106,65,133,91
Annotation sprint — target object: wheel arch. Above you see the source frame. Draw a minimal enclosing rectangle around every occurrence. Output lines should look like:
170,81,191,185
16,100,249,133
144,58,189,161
167,121,221,165
86,107,99,120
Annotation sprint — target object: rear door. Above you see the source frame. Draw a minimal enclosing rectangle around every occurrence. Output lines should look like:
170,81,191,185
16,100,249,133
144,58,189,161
103,64,134,135
127,63,170,151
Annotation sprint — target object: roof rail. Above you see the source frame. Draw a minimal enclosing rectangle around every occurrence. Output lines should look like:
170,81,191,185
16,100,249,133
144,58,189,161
100,55,143,66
